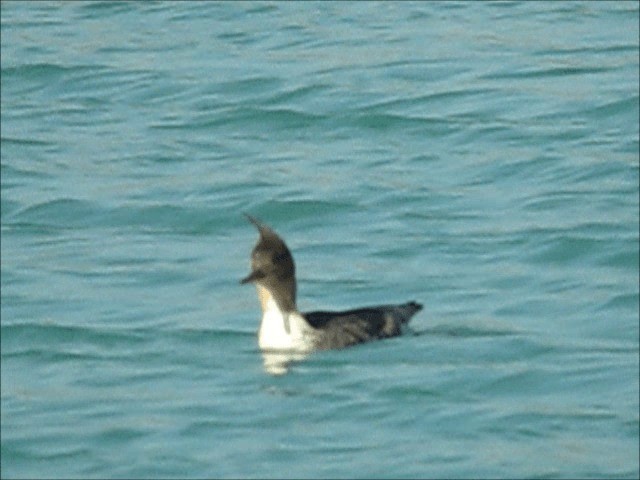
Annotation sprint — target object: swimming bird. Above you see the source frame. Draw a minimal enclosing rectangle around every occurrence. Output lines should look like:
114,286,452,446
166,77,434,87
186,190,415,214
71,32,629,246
240,215,422,352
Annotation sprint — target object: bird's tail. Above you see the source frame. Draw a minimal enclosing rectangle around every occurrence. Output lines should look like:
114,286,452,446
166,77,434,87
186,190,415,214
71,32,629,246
396,301,423,325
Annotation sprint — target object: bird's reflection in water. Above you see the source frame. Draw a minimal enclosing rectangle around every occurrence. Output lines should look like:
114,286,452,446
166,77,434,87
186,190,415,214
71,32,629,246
261,350,310,375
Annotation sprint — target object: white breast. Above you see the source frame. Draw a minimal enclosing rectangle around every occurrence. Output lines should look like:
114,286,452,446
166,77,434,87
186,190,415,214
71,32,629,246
258,295,314,352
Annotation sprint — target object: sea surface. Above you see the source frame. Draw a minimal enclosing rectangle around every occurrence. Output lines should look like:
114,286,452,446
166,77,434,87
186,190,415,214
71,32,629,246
1,2,639,479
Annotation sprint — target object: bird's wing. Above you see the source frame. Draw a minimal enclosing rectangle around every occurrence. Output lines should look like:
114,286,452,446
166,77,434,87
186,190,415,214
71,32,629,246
303,302,422,350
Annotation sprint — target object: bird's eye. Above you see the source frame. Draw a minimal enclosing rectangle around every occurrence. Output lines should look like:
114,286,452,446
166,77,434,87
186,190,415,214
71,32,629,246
273,251,289,263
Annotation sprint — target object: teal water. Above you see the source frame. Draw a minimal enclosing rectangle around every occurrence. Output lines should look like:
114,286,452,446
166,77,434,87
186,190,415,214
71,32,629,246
1,2,638,478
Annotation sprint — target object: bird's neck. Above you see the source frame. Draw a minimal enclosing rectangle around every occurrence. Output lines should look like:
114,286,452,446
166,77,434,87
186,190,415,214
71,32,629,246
257,278,297,314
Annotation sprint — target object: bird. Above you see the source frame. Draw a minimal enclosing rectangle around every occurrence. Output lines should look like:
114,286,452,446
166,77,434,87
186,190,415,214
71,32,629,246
240,215,422,353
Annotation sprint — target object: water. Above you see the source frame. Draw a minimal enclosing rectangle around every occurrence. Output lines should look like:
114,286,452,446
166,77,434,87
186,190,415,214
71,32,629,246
1,1,638,478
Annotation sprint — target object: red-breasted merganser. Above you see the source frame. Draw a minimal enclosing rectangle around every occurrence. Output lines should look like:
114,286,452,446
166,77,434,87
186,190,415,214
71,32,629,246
241,215,422,352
